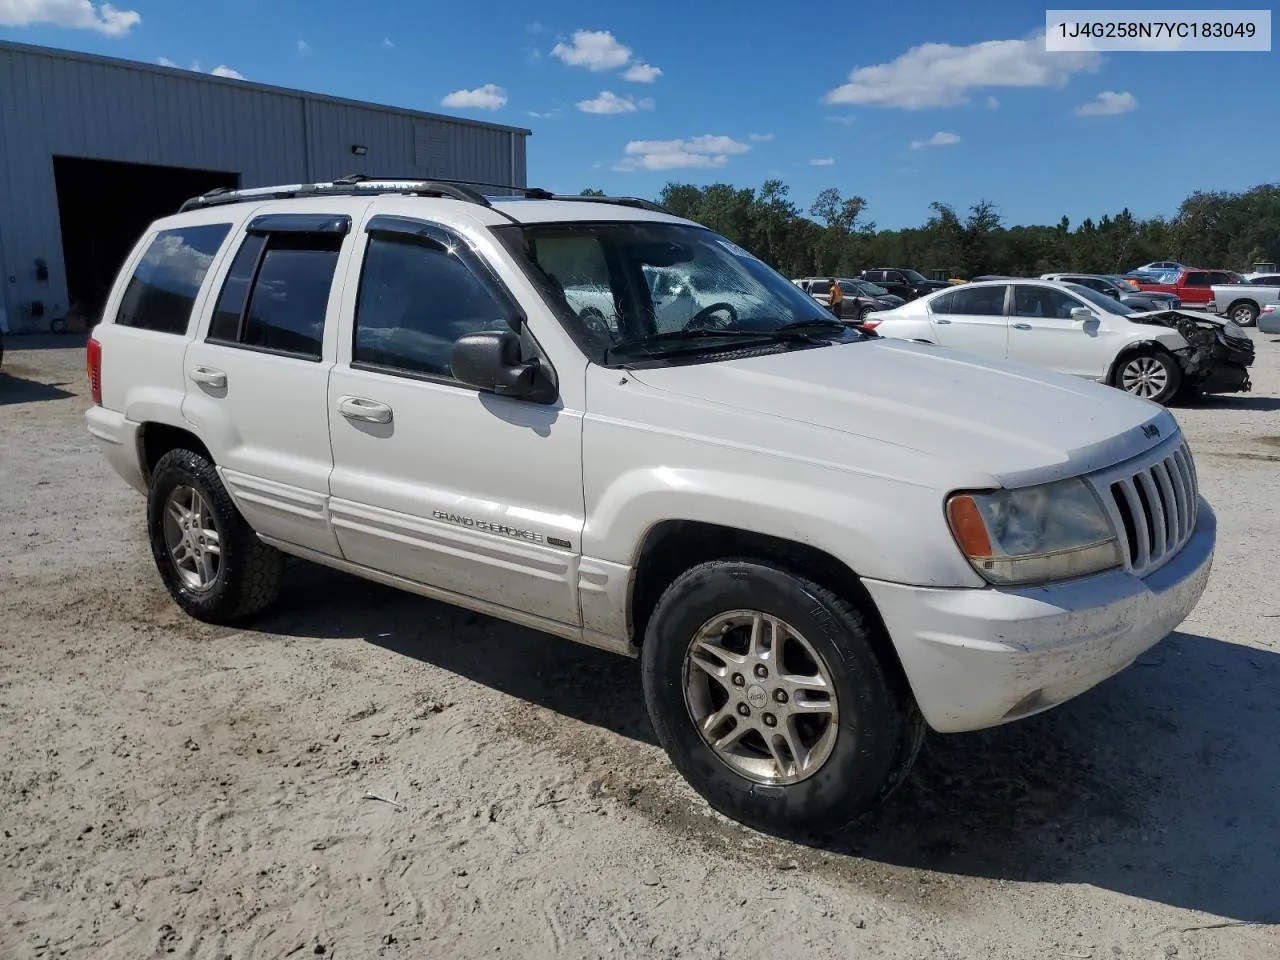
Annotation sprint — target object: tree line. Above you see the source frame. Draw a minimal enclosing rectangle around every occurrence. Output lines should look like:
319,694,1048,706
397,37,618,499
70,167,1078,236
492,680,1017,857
579,182,1280,280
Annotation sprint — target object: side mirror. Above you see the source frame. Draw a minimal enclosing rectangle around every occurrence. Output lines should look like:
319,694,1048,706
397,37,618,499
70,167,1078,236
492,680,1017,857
450,329,556,403
1070,307,1095,321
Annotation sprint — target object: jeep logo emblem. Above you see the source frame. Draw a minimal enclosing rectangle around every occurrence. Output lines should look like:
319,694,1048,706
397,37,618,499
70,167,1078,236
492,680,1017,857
1142,423,1161,439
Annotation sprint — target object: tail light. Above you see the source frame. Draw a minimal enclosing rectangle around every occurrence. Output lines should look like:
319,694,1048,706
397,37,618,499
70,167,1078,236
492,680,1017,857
860,318,883,330
86,337,102,405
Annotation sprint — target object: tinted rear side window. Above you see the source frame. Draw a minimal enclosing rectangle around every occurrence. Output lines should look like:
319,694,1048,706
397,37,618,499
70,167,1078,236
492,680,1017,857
949,285,1008,316
242,240,340,358
208,234,265,342
115,224,230,333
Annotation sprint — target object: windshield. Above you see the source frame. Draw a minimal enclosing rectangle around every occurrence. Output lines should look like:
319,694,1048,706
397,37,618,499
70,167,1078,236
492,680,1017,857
495,222,850,364
1064,283,1137,315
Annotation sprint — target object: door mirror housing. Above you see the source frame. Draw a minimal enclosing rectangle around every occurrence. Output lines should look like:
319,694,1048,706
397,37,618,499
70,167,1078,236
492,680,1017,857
1069,307,1095,321
450,329,556,404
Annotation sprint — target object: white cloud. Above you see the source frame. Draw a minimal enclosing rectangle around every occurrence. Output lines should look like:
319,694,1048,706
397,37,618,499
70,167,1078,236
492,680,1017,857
910,131,961,149
825,31,1100,109
575,90,654,114
296,39,310,54
551,29,632,71
0,0,139,35
441,83,508,110
986,95,1000,109
809,157,835,166
526,109,560,119
210,64,244,79
1074,90,1137,116
623,61,662,83
825,114,858,125
156,56,177,67
614,135,750,171
748,132,775,141
381,37,394,49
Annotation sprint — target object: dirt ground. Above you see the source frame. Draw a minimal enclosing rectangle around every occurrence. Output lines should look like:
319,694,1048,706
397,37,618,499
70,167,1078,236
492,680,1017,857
2,332,1278,960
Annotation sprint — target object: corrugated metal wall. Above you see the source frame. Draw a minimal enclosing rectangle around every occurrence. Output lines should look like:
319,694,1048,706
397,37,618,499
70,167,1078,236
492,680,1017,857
0,41,529,332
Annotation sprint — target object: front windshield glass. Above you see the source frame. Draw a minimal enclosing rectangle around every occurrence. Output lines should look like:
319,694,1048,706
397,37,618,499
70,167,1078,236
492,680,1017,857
498,222,850,363
901,269,929,283
1064,283,1137,315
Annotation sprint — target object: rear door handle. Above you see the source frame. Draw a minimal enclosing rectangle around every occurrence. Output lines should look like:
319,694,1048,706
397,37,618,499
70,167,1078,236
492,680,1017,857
1012,322,1032,330
189,366,227,388
338,396,393,424
934,318,951,324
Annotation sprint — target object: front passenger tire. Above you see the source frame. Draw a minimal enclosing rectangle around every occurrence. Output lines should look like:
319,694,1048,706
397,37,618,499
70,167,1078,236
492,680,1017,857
641,559,924,835
1113,349,1181,404
147,448,284,624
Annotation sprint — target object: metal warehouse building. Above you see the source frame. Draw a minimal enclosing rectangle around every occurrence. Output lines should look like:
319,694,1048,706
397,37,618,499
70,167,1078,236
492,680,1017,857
0,40,531,333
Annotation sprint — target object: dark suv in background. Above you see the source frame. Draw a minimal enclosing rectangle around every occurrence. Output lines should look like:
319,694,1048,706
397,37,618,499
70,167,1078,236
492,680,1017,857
860,268,951,301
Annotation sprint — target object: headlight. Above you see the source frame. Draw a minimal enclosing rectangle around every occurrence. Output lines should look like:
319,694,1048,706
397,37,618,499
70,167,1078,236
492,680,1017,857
945,478,1122,585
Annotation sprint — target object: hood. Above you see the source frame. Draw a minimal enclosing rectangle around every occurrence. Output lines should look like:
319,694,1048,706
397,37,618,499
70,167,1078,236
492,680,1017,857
628,339,1177,489
1129,308,1238,330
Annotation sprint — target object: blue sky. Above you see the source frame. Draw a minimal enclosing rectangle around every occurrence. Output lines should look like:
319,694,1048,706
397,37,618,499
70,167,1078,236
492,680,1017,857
1,0,1275,229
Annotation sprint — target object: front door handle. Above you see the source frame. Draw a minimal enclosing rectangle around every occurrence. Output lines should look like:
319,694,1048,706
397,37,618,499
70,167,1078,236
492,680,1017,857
934,318,951,324
338,396,393,424
189,366,227,388
1012,322,1032,330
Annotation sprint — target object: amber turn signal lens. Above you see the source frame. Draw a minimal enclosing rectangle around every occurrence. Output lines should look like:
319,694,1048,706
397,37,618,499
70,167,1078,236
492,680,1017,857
946,495,993,559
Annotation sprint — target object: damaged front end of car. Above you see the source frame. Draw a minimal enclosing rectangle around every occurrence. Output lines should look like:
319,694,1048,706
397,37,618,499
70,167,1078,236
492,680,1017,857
1130,311,1254,393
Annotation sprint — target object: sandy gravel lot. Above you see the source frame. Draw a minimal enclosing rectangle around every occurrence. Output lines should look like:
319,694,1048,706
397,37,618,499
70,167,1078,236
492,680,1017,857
2,332,1278,960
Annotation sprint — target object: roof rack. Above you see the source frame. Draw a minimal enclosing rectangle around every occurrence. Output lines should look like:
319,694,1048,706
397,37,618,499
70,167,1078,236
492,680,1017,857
178,174,674,216
178,175,492,212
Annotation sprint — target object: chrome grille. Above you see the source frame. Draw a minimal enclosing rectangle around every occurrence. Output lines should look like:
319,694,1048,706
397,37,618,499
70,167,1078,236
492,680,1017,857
1094,440,1198,577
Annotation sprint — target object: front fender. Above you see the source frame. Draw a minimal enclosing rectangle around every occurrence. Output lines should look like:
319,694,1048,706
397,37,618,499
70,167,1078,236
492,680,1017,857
585,464,984,589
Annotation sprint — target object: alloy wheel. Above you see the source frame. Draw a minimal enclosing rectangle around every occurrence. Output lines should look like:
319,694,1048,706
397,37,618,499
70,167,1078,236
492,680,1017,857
1119,356,1169,399
682,610,839,785
162,484,222,590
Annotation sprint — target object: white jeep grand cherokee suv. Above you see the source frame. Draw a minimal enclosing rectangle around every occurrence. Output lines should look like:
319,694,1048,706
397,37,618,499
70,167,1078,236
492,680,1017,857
86,179,1215,833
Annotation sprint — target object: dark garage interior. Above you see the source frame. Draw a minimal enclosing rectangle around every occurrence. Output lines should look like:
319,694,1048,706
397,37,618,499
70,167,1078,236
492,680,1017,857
53,156,239,322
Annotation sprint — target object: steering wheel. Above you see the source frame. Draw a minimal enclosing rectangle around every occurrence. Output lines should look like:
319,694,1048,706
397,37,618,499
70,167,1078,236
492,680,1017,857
578,307,612,340
683,301,739,330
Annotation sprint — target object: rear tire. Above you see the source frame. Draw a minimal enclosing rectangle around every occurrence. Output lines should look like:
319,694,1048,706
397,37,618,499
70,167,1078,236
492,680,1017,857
1227,301,1258,327
147,448,284,624
641,559,924,835
1112,349,1182,405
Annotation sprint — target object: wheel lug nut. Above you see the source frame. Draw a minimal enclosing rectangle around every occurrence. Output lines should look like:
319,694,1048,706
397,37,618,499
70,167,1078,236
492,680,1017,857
753,664,768,679
762,713,777,727
731,673,745,687
736,703,750,717
774,689,788,704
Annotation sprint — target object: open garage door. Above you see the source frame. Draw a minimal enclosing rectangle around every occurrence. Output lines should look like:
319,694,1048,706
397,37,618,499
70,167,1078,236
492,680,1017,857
53,157,239,324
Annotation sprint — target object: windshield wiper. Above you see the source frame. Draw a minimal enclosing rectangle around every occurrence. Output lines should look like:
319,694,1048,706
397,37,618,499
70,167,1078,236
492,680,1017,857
773,318,847,334
604,326,829,363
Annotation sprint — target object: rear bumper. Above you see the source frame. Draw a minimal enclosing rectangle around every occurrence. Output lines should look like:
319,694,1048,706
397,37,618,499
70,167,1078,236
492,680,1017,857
864,501,1215,733
85,406,146,494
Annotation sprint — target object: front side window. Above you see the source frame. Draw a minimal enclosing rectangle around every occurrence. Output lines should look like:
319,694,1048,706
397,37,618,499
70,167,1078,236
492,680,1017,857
1014,285,1084,319
1184,272,1211,287
116,224,230,333
948,285,1008,316
900,269,929,284
354,233,512,378
496,222,854,365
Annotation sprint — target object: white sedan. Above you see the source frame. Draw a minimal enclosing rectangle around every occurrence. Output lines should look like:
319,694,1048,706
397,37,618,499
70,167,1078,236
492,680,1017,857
863,279,1255,404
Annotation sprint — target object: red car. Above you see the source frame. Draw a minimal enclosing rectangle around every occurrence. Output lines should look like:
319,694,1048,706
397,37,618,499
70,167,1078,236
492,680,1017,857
1136,268,1241,306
